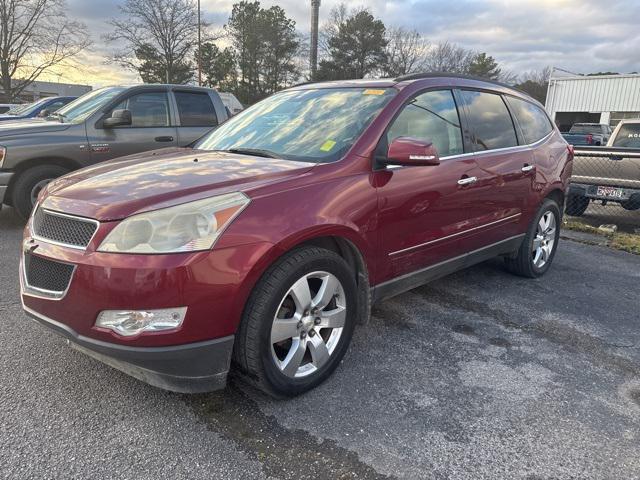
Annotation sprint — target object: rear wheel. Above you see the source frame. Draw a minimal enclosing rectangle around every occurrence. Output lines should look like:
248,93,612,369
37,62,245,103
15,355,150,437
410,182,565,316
233,246,358,397
564,193,589,217
620,194,640,211
505,199,561,278
11,165,69,220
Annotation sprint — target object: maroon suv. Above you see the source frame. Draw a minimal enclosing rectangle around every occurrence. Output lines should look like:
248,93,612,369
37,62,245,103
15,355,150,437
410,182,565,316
21,74,573,397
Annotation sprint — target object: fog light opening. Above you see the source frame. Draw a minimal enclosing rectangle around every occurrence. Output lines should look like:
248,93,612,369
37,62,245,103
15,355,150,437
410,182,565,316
95,307,187,337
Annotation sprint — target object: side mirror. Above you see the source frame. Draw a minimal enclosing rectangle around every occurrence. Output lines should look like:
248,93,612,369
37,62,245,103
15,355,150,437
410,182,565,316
38,109,50,118
103,109,132,128
385,137,440,166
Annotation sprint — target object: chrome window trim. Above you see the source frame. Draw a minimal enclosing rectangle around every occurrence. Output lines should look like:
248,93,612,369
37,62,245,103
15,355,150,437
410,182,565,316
385,130,554,171
389,213,522,256
32,208,100,251
20,252,77,301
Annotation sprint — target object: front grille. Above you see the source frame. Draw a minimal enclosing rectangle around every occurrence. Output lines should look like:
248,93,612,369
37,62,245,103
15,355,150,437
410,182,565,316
25,254,75,293
32,208,97,248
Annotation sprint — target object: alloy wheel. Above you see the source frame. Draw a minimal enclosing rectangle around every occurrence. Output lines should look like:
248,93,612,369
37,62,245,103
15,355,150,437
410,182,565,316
532,211,556,268
270,271,346,378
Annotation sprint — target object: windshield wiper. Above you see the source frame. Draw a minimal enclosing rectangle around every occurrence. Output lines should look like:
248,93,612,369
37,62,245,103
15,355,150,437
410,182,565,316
224,148,282,159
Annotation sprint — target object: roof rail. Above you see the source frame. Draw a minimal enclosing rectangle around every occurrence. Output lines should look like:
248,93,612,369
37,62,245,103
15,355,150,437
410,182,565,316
393,72,515,90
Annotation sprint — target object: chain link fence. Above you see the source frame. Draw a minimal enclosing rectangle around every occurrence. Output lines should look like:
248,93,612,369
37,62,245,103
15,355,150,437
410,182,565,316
564,148,640,235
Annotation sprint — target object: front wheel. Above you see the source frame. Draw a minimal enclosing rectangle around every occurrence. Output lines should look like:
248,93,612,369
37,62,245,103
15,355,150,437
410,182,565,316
505,199,561,278
233,246,358,397
11,165,69,220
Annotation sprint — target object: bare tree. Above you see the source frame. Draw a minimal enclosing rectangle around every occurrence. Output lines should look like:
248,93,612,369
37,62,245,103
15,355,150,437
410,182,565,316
105,0,201,84
384,27,429,77
515,66,553,103
0,0,90,101
422,41,476,74
519,66,553,85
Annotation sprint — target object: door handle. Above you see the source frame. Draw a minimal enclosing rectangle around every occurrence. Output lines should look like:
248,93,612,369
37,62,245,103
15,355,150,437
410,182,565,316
457,176,477,186
155,136,174,142
521,164,534,172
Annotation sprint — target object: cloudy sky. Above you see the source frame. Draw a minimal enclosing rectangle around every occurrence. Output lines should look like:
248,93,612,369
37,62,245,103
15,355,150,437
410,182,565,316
48,0,640,87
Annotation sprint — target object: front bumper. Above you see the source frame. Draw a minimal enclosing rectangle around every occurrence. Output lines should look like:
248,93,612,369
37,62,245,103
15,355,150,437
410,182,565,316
20,217,275,393
24,303,234,393
0,170,13,204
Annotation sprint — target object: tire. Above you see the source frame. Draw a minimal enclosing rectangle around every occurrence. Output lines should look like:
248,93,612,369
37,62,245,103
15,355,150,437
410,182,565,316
11,165,69,220
233,246,358,397
504,199,561,278
620,194,640,211
564,193,589,217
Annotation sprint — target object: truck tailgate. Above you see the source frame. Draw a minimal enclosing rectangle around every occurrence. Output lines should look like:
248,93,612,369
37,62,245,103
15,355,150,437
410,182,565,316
572,147,640,188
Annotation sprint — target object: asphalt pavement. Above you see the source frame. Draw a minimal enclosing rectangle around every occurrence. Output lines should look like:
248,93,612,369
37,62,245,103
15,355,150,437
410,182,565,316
1,205,639,479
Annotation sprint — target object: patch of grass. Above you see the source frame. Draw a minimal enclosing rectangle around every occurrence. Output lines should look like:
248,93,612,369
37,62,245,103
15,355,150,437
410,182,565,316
563,219,640,255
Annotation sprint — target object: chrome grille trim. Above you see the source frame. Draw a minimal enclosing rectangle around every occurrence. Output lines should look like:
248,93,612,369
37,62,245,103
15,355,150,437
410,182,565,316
31,208,99,250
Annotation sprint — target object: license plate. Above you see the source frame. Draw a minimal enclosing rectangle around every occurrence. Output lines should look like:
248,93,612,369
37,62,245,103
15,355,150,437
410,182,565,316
596,186,624,198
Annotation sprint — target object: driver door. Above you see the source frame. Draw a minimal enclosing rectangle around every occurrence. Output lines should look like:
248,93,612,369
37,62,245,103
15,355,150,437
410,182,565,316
86,90,178,163
375,89,485,282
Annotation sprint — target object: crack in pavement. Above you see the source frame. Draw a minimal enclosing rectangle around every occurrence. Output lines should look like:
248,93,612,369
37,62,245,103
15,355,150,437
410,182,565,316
188,381,394,480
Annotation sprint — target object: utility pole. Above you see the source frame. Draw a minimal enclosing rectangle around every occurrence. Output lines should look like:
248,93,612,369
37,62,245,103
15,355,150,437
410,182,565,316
197,0,202,86
310,0,321,80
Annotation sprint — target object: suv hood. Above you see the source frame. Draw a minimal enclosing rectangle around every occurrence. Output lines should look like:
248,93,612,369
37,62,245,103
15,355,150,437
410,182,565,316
42,148,315,221
0,119,70,136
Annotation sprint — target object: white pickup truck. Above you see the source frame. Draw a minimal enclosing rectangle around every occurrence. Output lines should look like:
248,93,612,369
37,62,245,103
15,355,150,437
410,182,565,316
565,119,640,216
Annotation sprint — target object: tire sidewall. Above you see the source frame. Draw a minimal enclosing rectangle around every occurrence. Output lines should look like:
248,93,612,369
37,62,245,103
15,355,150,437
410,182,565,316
258,252,358,396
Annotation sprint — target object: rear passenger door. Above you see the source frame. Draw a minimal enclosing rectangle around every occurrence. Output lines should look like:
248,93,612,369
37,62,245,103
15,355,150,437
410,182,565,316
87,90,178,162
172,90,219,146
454,89,534,251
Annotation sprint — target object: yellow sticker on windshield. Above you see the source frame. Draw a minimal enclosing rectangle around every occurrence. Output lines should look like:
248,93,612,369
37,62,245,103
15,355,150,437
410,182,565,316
363,89,385,95
320,140,336,152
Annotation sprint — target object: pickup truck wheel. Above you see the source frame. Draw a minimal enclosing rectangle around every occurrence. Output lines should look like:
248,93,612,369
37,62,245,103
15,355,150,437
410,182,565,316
233,246,357,397
504,199,560,278
11,165,68,220
620,194,640,211
564,194,589,217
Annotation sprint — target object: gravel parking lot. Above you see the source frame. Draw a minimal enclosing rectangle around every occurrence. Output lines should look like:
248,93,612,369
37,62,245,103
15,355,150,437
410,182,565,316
1,206,639,479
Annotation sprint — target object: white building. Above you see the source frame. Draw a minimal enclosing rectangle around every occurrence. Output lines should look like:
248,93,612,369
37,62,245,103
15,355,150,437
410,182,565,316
2,79,92,103
545,70,640,132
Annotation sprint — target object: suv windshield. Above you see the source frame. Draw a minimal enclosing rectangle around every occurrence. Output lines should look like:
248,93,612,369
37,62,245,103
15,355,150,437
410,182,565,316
196,87,396,163
53,87,126,124
612,123,640,148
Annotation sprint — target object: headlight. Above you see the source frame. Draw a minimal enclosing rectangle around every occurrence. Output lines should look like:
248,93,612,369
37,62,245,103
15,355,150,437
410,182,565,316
98,192,250,254
0,146,6,168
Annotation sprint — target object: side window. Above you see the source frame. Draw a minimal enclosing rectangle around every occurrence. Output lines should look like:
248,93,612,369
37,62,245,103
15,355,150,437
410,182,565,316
506,96,553,144
112,92,171,127
386,90,464,157
459,90,518,151
174,91,218,127
48,102,65,112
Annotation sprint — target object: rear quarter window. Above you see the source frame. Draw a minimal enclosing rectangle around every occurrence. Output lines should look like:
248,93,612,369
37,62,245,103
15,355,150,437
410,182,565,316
174,91,218,127
459,90,518,151
506,96,553,144
612,124,640,148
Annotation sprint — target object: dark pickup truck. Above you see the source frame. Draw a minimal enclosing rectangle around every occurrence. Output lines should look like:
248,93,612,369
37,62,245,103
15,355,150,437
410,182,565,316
0,84,227,219
562,123,612,146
